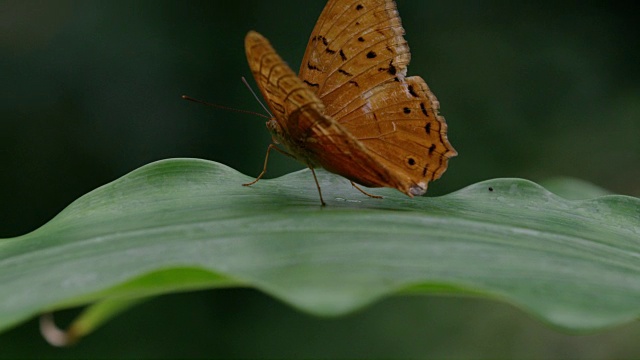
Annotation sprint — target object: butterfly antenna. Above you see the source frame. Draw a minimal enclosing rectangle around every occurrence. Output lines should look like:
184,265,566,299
242,76,273,118
181,95,270,119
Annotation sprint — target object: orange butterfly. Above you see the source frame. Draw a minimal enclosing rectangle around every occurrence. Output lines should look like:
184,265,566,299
245,0,457,205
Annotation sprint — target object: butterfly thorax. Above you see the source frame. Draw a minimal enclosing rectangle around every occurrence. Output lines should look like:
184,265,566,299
266,116,321,168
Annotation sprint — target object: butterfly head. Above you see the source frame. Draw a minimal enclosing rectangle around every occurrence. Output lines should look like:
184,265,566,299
266,118,284,145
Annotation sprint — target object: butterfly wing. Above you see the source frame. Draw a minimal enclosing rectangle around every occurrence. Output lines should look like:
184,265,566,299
299,0,456,195
245,31,401,189
299,0,409,110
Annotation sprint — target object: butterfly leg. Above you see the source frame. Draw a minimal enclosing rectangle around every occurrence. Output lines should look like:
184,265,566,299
350,181,383,199
243,143,290,187
308,167,326,206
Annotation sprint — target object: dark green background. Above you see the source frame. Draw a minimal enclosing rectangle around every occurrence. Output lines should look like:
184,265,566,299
1,1,639,358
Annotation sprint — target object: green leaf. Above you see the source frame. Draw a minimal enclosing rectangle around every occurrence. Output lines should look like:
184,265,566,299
539,177,613,200
1,159,638,338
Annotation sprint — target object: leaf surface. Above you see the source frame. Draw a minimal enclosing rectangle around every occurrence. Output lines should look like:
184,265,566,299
1,159,638,335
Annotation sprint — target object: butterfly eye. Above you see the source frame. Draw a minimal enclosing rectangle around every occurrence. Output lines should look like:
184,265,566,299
267,119,282,134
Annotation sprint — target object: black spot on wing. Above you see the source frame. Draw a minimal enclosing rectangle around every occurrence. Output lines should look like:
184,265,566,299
339,49,347,61
378,60,397,76
420,102,429,116
338,69,353,76
428,144,436,155
408,85,419,97
388,61,397,75
304,80,319,88
424,122,431,134
312,35,328,46
366,51,377,59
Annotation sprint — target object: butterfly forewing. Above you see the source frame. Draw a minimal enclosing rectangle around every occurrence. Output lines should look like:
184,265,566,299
299,0,409,110
245,31,322,121
245,31,399,189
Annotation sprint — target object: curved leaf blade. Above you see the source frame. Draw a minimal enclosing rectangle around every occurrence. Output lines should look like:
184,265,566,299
1,159,638,335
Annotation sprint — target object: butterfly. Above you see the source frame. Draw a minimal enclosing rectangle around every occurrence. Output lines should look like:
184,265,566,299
244,0,457,205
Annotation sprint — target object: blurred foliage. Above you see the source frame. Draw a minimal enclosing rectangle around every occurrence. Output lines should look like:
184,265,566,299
1,0,638,358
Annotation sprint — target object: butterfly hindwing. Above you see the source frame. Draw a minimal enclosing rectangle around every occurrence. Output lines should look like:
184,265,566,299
338,76,457,184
